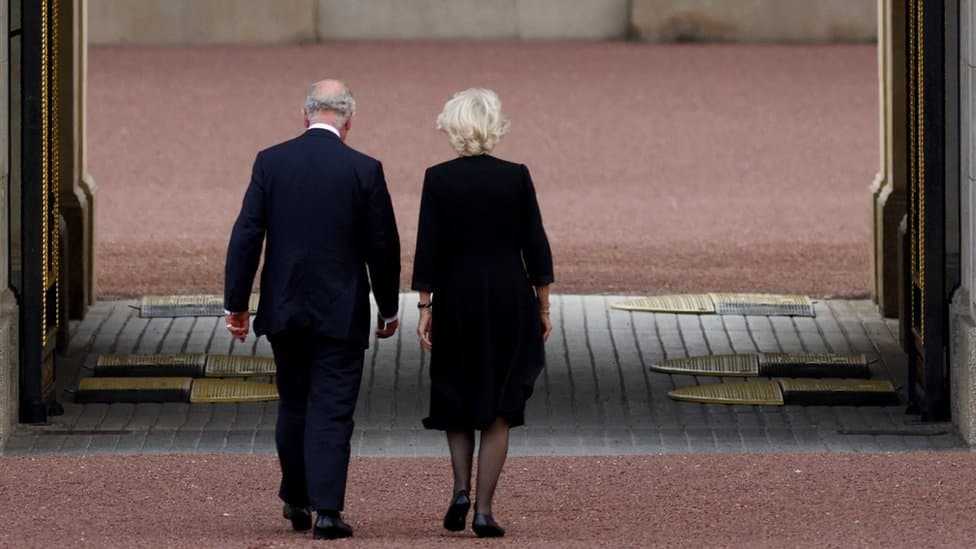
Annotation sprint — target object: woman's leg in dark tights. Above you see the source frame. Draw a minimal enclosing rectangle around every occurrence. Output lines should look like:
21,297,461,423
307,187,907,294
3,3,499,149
446,430,475,493
475,418,510,515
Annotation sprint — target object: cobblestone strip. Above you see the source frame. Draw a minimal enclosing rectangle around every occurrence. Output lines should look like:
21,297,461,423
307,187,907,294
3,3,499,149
763,315,808,451
562,295,605,428
793,316,829,353
738,315,777,450
98,302,135,354
583,295,628,430
616,307,663,453
675,313,719,451
769,316,804,353
848,302,943,450
695,315,740,449
658,309,698,447
135,317,173,355
175,403,212,452
610,305,663,453
3,298,970,456
648,311,693,451
158,317,195,355
184,316,218,354
209,313,236,356
356,323,381,426
850,300,908,389
144,403,190,453
394,294,420,431
812,300,849,353
65,301,112,355
114,308,151,355
361,295,400,428
548,295,579,427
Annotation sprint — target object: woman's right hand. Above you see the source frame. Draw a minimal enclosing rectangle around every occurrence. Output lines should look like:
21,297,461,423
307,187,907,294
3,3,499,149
540,311,552,342
536,285,553,343
417,308,433,351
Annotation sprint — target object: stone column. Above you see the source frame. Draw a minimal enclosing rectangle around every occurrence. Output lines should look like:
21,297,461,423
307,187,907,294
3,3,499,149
0,0,22,448
59,0,96,318
949,0,976,444
870,0,908,317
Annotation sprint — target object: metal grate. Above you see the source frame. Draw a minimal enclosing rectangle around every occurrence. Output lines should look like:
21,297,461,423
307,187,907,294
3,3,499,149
777,378,898,406
651,352,871,379
612,293,814,317
709,293,815,317
668,379,898,406
777,378,895,394
651,354,760,377
189,379,279,403
140,295,223,317
760,352,869,367
95,353,206,377
668,380,784,405
610,294,715,314
205,355,276,377
758,352,870,378
139,294,259,318
76,377,193,403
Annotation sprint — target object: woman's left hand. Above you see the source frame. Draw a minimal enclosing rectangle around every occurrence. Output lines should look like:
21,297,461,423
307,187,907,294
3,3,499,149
417,308,433,351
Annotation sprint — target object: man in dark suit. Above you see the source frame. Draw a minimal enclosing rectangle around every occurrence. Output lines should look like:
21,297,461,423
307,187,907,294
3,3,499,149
224,79,400,540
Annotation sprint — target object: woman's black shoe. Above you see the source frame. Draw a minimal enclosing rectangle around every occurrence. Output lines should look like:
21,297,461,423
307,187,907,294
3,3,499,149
472,513,505,538
282,504,312,531
443,490,471,531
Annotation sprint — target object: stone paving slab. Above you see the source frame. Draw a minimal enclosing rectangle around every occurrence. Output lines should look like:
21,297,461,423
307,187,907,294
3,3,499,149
1,295,966,456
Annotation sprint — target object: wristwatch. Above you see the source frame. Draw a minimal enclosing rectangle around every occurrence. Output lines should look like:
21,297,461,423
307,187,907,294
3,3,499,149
417,301,433,309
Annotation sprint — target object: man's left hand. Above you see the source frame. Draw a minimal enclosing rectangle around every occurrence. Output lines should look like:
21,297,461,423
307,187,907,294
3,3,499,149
225,311,250,342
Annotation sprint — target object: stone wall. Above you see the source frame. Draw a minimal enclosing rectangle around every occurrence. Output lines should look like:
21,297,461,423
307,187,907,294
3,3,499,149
951,293,976,444
0,297,19,448
88,0,319,44
87,0,875,44
631,0,876,42
950,0,976,444
315,0,629,40
0,0,19,448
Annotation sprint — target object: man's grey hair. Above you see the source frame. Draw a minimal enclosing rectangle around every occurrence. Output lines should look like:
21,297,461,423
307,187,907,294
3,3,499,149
305,81,357,126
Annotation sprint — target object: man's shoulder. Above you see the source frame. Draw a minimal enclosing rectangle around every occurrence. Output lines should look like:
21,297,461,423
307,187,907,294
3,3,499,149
255,135,304,162
340,143,382,169
256,135,381,169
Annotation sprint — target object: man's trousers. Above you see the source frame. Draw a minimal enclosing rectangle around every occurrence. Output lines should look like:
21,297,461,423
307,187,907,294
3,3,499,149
269,329,365,512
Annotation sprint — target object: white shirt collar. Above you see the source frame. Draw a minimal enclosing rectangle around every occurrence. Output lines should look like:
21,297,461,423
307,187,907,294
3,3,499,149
307,122,341,138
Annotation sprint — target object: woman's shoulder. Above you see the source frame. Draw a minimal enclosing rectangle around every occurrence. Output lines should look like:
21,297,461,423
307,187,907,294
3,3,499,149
427,155,526,177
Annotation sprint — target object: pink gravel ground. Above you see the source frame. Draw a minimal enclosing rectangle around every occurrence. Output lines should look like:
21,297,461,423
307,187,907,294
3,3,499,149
89,43,877,299
2,454,975,547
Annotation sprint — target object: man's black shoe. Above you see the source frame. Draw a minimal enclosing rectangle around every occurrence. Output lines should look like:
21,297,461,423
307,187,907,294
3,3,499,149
313,512,353,540
283,504,312,531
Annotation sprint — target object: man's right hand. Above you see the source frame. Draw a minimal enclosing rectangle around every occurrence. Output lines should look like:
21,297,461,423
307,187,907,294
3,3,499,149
376,313,399,339
225,311,250,342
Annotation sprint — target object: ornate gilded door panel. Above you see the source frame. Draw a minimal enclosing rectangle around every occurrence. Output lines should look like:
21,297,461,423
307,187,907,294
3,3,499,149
19,0,63,423
905,0,949,421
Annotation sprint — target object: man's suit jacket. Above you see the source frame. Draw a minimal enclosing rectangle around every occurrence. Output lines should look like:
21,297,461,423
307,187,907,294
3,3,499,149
224,128,400,348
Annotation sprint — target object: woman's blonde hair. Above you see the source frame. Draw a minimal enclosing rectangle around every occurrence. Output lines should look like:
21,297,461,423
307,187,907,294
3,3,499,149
436,88,510,156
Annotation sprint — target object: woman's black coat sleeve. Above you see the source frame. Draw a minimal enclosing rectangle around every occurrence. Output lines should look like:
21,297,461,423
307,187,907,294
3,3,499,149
520,165,554,286
411,170,439,292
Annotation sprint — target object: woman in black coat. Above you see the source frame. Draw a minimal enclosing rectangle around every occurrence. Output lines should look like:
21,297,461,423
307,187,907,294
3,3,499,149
411,88,554,538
